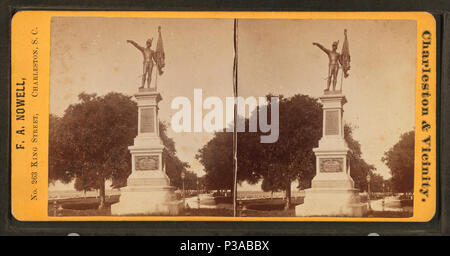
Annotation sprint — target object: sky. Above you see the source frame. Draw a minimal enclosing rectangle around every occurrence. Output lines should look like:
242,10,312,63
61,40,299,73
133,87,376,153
49,17,416,191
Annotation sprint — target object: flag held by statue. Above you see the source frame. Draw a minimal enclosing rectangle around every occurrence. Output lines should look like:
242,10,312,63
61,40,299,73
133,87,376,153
155,26,165,75
341,29,351,78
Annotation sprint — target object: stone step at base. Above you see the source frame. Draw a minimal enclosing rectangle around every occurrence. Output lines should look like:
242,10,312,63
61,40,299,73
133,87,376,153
111,187,182,215
295,187,367,217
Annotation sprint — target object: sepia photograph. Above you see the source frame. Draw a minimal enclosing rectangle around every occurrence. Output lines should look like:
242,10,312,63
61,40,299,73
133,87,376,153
48,17,235,216
48,17,416,218
235,19,416,217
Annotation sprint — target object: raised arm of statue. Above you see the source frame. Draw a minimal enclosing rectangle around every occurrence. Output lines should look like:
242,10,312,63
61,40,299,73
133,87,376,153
127,40,144,53
313,42,330,55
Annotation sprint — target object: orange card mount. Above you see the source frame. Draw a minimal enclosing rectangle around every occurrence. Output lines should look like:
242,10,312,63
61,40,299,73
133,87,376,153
11,11,436,222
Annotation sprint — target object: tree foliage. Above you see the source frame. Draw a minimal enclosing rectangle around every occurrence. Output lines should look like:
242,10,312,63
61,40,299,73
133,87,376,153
197,93,377,210
382,130,414,193
182,170,199,191
344,124,376,191
238,94,322,209
49,92,189,208
368,173,386,193
160,121,191,188
196,131,234,191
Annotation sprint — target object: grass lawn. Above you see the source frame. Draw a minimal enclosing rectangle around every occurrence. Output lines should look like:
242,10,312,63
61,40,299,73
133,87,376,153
49,196,412,218
182,208,234,216
49,196,234,217
48,196,119,216
238,197,304,217
48,196,301,217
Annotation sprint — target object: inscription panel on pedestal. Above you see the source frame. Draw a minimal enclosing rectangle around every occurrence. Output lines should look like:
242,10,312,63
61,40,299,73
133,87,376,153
319,158,343,173
135,155,159,171
140,107,155,133
325,110,339,135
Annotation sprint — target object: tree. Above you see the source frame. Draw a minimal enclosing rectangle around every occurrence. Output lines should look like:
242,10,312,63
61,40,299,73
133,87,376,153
49,114,73,184
160,121,191,188
49,92,136,209
73,170,98,197
49,92,188,209
197,94,322,208
196,93,375,210
260,169,283,193
382,130,414,194
238,94,322,210
183,171,199,191
344,124,376,191
368,173,386,193
196,131,234,192
260,171,284,199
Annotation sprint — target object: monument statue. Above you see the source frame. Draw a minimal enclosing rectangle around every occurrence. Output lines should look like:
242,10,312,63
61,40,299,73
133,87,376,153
296,29,366,217
313,29,351,92
112,26,181,216
127,26,165,90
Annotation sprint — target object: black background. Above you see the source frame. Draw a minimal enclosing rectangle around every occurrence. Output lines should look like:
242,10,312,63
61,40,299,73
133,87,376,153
1,0,449,237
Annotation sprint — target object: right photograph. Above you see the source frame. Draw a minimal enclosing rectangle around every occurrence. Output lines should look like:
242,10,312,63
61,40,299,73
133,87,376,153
235,19,417,217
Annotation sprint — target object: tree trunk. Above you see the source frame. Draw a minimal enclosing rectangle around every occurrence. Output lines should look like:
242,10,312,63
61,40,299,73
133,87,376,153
284,179,291,210
98,177,106,209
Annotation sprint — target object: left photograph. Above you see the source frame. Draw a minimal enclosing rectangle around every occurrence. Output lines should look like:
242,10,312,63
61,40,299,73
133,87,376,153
48,17,235,216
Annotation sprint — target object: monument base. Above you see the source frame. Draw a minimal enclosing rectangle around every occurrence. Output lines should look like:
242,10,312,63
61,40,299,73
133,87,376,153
295,187,368,217
111,185,182,216
111,164,183,216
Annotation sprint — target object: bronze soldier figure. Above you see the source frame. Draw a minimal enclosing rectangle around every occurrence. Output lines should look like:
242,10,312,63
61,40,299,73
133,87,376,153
313,40,342,91
127,38,157,89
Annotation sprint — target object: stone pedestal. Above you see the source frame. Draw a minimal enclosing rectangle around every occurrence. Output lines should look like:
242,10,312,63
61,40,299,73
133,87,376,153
296,91,367,217
111,88,182,215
